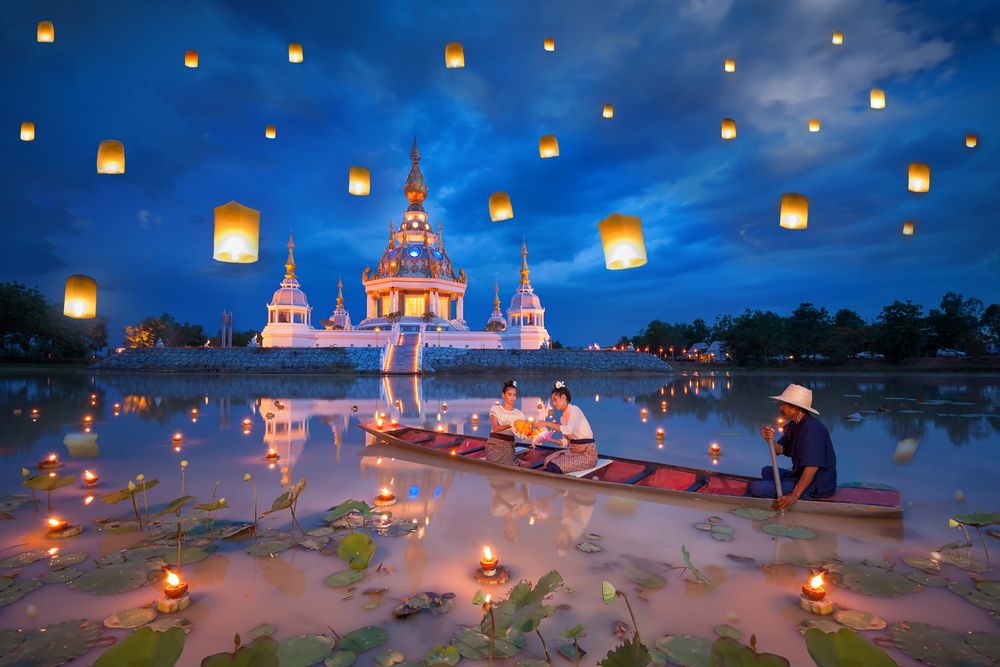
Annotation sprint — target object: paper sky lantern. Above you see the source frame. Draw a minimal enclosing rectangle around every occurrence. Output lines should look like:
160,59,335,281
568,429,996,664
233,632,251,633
870,88,885,109
779,193,809,230
348,166,371,196
902,221,914,236
808,118,821,132
185,50,198,68
721,118,736,139
966,133,977,148
543,37,555,51
539,134,559,158
288,43,303,63
213,201,260,263
724,58,735,72
832,31,843,45
445,42,464,68
37,21,54,43
96,140,125,174
908,163,930,192
265,125,276,139
64,275,97,319
489,192,513,222
599,213,647,270
603,104,614,119
20,121,35,141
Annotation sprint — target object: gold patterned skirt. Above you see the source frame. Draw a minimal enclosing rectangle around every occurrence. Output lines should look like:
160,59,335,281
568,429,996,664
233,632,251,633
485,432,518,466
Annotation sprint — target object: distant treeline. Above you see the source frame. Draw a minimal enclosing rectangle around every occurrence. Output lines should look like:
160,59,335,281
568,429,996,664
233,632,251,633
619,292,1000,364
124,313,257,349
0,282,108,362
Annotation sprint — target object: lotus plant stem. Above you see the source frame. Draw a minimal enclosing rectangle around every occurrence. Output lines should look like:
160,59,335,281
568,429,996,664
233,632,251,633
141,484,150,530
131,494,142,528
487,604,496,667
977,527,991,563
176,522,182,573
534,628,552,665
180,468,186,496
617,591,641,643
252,480,257,531
289,499,304,535
573,636,580,667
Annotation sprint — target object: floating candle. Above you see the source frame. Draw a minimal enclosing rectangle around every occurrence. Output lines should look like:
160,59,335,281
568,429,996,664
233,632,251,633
709,442,721,455
480,546,499,575
172,432,184,444
83,470,98,487
656,428,664,439
802,572,826,600
375,487,396,506
163,570,189,599
47,517,68,534
39,453,61,469
265,448,280,461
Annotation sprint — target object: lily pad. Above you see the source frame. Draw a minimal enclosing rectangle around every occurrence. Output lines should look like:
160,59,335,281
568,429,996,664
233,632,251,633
338,533,376,570
202,636,279,667
0,549,48,569
833,608,887,631
374,649,405,667
393,592,455,619
0,495,32,512
907,571,950,587
902,555,941,574
558,643,588,662
837,562,921,598
694,523,714,531
41,568,83,584
967,632,1000,661
154,495,196,519
710,637,788,667
654,634,711,667
805,627,897,667
382,521,419,537
888,621,994,666
576,541,603,553
340,626,389,653
246,540,293,558
796,619,842,635
731,507,777,521
325,651,357,667
164,546,212,566
249,623,277,639
626,568,666,589
451,627,524,659
104,606,157,629
325,499,373,523
276,634,335,666
325,570,366,588
711,525,733,535
147,616,193,633
69,564,151,595
49,552,88,570
949,582,1000,612
584,532,602,540
937,548,992,573
951,512,1000,528
761,523,816,540
713,624,742,640
0,629,24,656
0,579,41,607
726,554,756,565
1,619,102,667
421,645,459,666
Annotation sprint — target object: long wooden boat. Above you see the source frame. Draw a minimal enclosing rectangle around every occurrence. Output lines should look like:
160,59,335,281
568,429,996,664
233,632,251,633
360,424,903,519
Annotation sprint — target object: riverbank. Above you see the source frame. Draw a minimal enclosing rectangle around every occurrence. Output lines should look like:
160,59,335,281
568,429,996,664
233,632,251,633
670,356,1000,373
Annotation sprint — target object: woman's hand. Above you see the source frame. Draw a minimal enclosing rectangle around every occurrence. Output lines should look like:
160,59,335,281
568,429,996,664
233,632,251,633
541,421,560,431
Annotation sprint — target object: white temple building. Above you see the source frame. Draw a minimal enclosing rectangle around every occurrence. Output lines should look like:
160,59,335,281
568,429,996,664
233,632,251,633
261,139,551,361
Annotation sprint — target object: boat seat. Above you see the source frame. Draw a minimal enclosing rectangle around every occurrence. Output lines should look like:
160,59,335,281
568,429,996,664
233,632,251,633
685,476,709,492
566,459,613,478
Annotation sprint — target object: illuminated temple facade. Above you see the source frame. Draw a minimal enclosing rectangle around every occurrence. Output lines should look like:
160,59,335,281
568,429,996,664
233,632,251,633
261,140,551,355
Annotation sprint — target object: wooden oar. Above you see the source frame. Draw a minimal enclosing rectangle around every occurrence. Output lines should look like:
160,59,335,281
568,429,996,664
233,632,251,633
766,433,785,507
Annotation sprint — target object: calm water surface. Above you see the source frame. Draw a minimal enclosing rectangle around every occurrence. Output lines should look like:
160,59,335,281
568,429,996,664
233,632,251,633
1,370,998,665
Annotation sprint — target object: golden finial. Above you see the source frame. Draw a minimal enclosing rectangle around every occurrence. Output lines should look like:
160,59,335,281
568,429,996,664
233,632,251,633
336,276,344,308
493,279,501,310
519,239,530,286
284,231,296,280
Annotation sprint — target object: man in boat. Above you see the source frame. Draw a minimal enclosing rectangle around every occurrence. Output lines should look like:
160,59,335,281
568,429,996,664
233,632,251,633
747,384,837,511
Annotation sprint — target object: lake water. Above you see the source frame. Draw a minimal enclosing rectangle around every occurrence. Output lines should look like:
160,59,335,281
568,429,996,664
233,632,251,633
1,370,998,665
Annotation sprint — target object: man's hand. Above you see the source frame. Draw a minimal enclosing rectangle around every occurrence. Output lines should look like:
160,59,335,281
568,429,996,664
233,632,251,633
774,492,799,511
761,425,775,442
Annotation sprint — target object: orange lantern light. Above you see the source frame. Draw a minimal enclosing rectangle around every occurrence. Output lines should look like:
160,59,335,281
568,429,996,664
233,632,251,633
265,125,276,139
808,118,821,133
721,117,736,139
908,163,930,193
444,42,465,68
724,58,735,72
37,21,54,43
184,50,198,68
832,31,843,45
965,133,977,148
96,140,125,174
489,192,513,222
779,193,809,230
902,221,915,236
348,166,371,196
543,37,555,51
870,88,886,109
288,43,303,63
598,213,647,270
20,121,35,141
213,201,260,263
539,134,559,158
602,103,614,119
64,275,97,319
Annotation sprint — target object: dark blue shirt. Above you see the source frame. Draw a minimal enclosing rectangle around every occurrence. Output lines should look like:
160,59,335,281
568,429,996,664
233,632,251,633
777,415,837,497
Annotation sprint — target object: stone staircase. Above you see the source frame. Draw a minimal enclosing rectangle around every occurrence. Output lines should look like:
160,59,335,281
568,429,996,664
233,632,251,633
383,332,422,374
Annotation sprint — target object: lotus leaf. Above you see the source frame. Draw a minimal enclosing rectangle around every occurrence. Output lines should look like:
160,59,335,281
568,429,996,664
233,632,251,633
584,532,602,540
694,523,713,531
576,541,603,553
626,568,666,589
0,494,31,511
276,634,334,666
338,533,376,570
383,521,419,537
761,523,816,540
325,651,357,667
936,548,992,573
833,609,887,631
713,624,743,640
654,634,711,667
562,624,586,639
250,624,277,639
97,551,128,565
907,572,950,587
264,479,307,514
949,582,1000,612
487,570,563,637
202,635,279,667
101,478,159,504
726,554,756,564
22,474,77,491
105,606,157,629
339,626,390,653
951,512,1000,527
0,548,48,569
0,579,41,607
155,495,196,519
796,619,842,635
731,507,777,521
0,629,24,656
711,525,734,535
325,570,365,588
298,536,329,551
164,546,213,566
682,545,713,587
838,562,921,597
451,626,524,659
126,544,173,561
393,592,455,618
902,555,941,573
375,649,405,667
246,540,293,557
148,617,193,633
1,619,103,667
69,564,150,594
41,568,83,584
602,580,617,603
888,621,994,667
103,520,141,533
804,627,896,667
194,498,229,512
325,499,373,523
863,558,891,569
559,643,587,662
48,551,88,570
518,660,549,667
966,632,1000,660
708,636,789,667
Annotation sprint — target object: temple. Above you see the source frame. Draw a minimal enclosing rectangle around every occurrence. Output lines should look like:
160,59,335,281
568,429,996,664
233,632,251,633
261,139,551,361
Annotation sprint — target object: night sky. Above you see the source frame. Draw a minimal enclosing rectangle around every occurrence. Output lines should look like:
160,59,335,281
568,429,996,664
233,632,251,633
3,1,999,346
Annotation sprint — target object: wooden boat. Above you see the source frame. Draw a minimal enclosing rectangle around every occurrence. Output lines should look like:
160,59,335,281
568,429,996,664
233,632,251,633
360,424,903,519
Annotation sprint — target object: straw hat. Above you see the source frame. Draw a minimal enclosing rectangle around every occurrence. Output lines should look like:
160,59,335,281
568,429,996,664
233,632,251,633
769,383,819,415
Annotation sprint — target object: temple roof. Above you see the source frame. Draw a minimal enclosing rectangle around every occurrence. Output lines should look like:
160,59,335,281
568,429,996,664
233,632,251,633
270,232,310,307
508,240,542,312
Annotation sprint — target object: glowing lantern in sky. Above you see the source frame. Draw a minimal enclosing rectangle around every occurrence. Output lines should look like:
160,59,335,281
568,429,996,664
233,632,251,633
539,134,559,158
64,275,97,319
902,221,915,236
543,37,555,51
599,213,647,270
908,163,930,193
348,166,371,196
779,193,809,230
444,42,465,68
832,31,843,45
965,133,977,148
721,118,736,139
870,88,885,109
489,192,513,222
288,43,303,63
808,118,821,132
20,122,35,141
185,50,198,68
213,201,260,263
724,58,735,72
603,104,614,119
265,125,276,139
96,140,125,174
37,21,54,43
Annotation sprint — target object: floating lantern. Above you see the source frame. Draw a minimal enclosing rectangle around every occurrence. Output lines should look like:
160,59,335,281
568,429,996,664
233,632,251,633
602,103,614,119
172,432,184,444
870,88,885,109
965,133,977,148
908,163,930,193
832,31,843,45
83,470,98,487
242,418,252,427
543,37,555,51
538,134,559,158
265,125,276,139
724,58,735,73
375,487,396,507
808,118,821,133
156,569,191,613
96,140,125,174
598,213,647,270
184,50,198,68
348,166,370,196
480,546,499,576
708,442,722,456
20,121,35,141
265,447,280,461
489,192,513,222
38,453,61,470
163,570,188,599
37,21,54,43
656,428,664,440
902,221,914,236
288,43,303,63
721,117,736,140
779,193,809,230
800,571,833,614
444,42,464,68
213,201,260,263
47,517,68,534
63,275,97,319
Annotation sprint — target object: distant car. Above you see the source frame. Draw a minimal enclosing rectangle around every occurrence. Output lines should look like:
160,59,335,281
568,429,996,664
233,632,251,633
805,353,828,361
936,348,967,358
854,351,882,359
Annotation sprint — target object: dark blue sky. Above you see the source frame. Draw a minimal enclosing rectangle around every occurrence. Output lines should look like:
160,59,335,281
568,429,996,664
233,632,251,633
3,0,999,346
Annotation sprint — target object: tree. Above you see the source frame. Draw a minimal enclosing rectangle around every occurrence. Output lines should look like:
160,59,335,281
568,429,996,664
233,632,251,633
786,303,831,360
982,304,1000,351
825,309,870,361
926,292,984,353
724,309,787,364
873,300,924,363
833,308,865,329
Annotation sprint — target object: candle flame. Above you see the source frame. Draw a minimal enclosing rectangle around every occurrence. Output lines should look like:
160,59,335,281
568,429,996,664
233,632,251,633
84,496,94,505
48,454,57,461
380,487,391,496
482,546,493,560
48,547,59,555
165,570,181,586
83,470,96,481
810,573,824,588
47,518,62,528
268,448,277,456
484,593,491,604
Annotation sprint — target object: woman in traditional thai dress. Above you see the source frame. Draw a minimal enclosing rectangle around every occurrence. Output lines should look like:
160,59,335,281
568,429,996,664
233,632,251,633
540,381,598,473
486,380,526,465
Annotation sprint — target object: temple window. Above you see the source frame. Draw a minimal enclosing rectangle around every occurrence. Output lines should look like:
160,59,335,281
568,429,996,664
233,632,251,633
404,295,424,316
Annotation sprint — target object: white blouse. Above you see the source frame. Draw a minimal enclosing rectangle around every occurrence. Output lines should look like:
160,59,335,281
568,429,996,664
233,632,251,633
489,404,526,431
560,404,594,441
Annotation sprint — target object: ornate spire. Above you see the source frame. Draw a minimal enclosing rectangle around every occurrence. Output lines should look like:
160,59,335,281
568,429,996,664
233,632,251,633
519,239,530,287
404,136,428,210
284,231,296,280
493,279,501,310
336,276,344,308
437,224,443,250
388,220,395,248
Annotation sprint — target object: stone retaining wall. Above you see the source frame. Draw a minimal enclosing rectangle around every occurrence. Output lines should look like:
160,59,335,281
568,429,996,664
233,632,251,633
421,348,672,373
